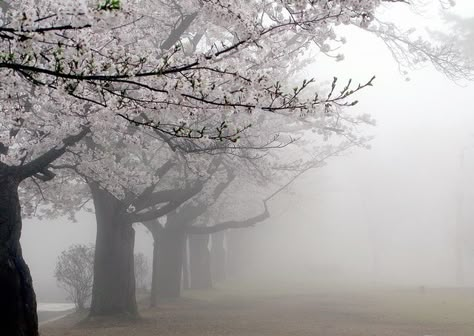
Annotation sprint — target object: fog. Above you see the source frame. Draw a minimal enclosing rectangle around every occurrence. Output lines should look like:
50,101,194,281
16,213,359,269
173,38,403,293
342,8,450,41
240,3,474,288
3,1,473,335
20,1,474,303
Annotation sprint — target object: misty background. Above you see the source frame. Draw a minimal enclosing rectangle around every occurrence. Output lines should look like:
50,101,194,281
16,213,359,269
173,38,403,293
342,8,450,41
22,1,474,303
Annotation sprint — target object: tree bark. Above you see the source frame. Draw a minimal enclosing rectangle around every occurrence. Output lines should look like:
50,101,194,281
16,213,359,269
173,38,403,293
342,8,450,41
211,232,226,282
89,184,137,318
0,171,38,336
189,234,212,289
150,226,186,305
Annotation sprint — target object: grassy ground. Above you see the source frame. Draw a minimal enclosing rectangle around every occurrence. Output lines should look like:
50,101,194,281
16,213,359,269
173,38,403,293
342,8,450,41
41,284,474,336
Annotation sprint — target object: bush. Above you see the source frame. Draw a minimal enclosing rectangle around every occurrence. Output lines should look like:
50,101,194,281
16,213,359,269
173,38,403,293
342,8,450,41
54,244,94,311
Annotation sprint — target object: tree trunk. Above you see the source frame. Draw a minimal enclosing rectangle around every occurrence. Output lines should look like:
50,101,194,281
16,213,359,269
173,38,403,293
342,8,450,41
0,171,38,336
189,234,212,289
89,185,137,318
211,232,226,282
150,226,185,305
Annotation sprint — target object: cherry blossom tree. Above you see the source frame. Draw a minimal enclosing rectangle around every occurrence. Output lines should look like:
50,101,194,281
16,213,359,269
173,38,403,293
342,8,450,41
0,0,470,335
143,161,236,304
87,152,224,316
142,131,363,302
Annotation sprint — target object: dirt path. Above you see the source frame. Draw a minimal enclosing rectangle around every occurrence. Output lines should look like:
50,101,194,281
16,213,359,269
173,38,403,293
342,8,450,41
41,287,474,336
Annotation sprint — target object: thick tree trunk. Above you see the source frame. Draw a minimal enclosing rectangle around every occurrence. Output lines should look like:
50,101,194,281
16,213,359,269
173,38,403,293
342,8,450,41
150,227,186,305
0,172,38,336
189,234,212,289
210,232,226,282
89,185,137,318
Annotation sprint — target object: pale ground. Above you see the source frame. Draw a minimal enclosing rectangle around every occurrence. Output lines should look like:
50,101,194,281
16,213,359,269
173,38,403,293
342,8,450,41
41,284,474,336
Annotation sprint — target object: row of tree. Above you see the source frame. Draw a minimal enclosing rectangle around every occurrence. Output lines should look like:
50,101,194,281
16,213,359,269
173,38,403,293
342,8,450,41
0,1,471,335
54,232,243,312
